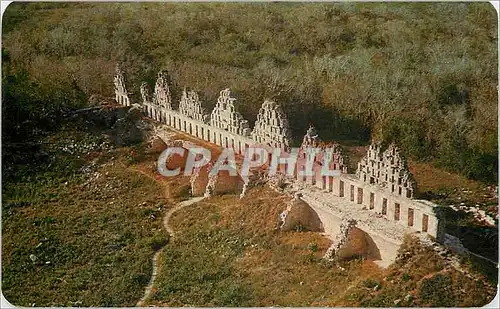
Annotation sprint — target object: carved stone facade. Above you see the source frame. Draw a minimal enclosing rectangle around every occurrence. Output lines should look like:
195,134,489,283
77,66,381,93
140,82,152,105
210,89,251,136
297,126,348,181
179,88,208,123
251,100,291,149
113,64,441,242
114,64,131,106
153,71,172,110
356,143,415,198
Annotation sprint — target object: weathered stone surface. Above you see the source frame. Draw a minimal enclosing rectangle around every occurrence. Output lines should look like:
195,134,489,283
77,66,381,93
179,88,208,123
279,193,324,232
357,142,416,198
251,100,291,149
153,71,172,110
111,63,444,259
324,218,357,261
114,64,131,106
301,126,320,148
297,126,348,176
191,162,245,197
140,82,152,105
210,88,251,136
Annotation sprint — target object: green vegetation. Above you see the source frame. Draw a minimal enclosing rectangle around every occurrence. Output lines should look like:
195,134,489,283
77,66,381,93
1,2,497,307
2,2,497,182
142,190,495,307
1,123,170,306
346,236,495,307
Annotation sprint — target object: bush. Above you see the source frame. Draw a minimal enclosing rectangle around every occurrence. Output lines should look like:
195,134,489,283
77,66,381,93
418,273,456,307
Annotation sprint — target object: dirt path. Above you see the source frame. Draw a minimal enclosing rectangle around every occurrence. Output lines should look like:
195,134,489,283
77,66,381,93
130,164,205,307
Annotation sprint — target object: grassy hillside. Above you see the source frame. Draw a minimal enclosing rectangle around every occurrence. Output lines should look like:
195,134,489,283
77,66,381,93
143,189,495,307
2,2,497,182
1,3,497,306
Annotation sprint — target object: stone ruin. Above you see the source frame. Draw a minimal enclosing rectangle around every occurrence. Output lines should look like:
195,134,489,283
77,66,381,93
301,126,320,148
153,71,172,110
179,88,208,123
324,218,358,262
140,82,152,105
210,88,251,136
189,160,245,198
279,192,324,232
114,64,442,245
113,64,130,106
251,100,291,149
298,126,348,174
357,142,416,198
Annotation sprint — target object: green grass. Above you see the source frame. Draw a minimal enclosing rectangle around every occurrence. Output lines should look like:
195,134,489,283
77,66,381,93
2,126,168,306
145,189,496,307
2,123,496,307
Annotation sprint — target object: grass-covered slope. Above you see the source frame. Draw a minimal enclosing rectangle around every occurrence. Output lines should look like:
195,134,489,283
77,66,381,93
144,188,495,307
2,124,172,306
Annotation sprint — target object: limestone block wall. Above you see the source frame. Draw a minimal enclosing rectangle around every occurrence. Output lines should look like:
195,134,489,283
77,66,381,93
113,65,441,241
210,88,251,137
294,126,348,192
153,71,172,110
251,100,291,150
357,143,416,198
140,82,151,105
113,64,131,106
179,88,208,123
335,174,440,238
144,103,255,155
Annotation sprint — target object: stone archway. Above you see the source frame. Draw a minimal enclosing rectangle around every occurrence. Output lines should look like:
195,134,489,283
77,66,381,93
279,194,325,232
337,227,382,261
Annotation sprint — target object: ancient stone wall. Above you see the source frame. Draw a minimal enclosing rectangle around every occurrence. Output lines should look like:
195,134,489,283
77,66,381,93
251,100,291,150
153,71,172,110
113,64,131,106
113,64,441,242
210,88,251,137
356,143,416,198
140,82,152,105
179,88,208,123
295,126,348,189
